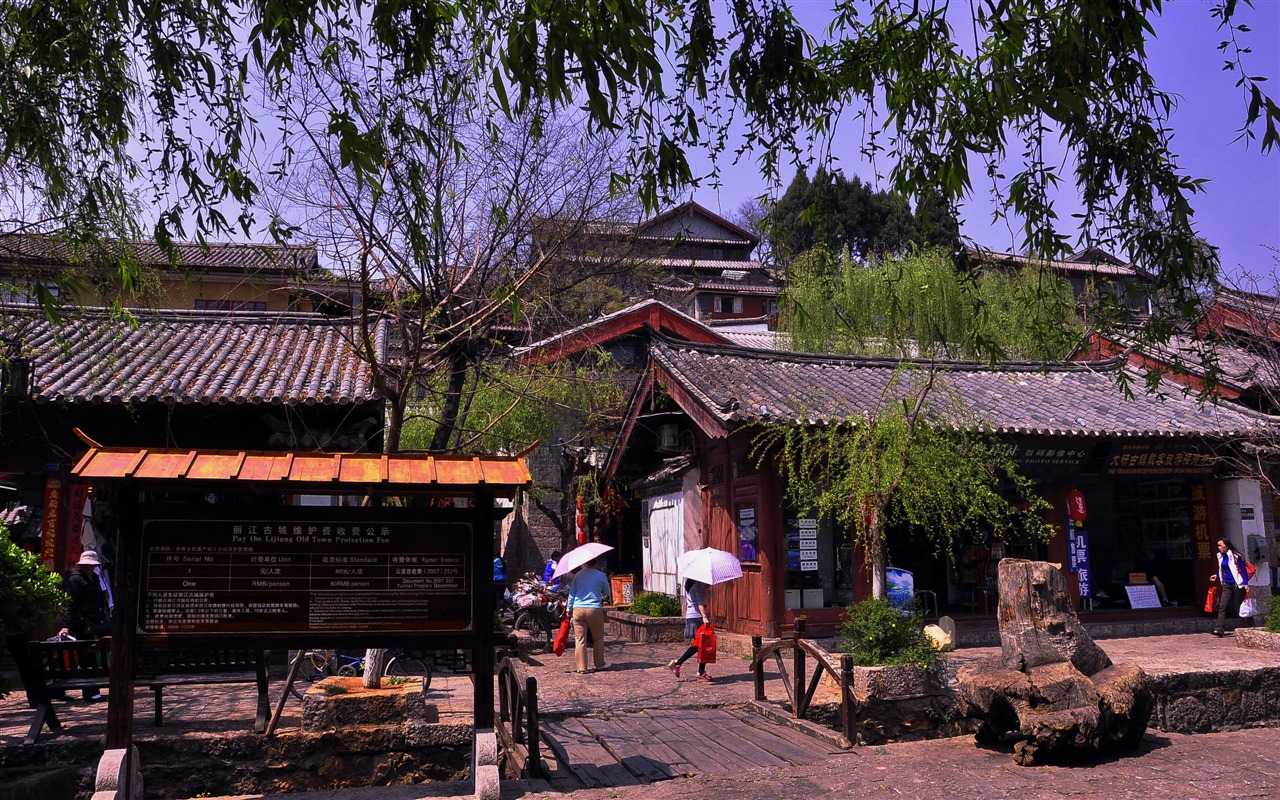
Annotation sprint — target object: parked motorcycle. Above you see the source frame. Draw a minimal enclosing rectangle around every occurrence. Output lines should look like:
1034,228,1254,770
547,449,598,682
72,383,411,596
508,573,567,655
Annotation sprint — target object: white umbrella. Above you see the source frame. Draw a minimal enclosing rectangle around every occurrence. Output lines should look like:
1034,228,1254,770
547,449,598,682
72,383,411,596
552,542,615,579
678,547,743,585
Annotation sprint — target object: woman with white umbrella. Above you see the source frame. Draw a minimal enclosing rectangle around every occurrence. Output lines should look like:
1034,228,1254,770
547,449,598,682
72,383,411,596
667,548,742,681
555,543,614,674
667,577,711,681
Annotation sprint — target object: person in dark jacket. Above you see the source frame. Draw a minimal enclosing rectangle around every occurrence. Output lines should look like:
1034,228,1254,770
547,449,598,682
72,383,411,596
58,550,111,700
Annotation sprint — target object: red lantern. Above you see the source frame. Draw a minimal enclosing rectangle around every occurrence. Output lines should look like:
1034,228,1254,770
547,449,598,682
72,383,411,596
1066,490,1087,522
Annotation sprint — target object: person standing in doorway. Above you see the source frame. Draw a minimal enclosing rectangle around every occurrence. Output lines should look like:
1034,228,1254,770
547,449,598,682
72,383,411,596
566,556,611,673
667,579,711,681
1210,539,1249,637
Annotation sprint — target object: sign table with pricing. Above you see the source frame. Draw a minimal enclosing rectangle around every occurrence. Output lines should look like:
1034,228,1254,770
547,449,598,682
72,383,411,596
141,517,473,635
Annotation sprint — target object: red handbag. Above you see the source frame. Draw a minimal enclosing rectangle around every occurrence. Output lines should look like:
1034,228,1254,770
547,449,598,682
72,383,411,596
552,618,571,657
1204,585,1220,613
696,623,717,664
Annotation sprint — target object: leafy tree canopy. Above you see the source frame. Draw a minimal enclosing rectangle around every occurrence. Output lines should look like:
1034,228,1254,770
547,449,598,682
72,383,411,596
780,247,1084,362
2,0,1276,326
768,167,959,263
398,351,630,456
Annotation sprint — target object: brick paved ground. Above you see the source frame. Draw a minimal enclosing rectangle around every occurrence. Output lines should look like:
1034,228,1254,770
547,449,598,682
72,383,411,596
3,630,1278,798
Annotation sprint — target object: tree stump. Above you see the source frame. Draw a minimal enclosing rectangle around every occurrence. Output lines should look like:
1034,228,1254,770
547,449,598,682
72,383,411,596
956,559,1153,765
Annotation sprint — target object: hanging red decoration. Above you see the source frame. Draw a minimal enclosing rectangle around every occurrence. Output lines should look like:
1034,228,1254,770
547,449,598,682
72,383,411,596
1066,490,1087,522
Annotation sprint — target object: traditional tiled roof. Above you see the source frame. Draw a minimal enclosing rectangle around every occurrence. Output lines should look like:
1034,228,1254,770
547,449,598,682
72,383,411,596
1,306,382,406
714,328,793,351
0,234,320,275
653,277,782,295
515,299,731,364
970,246,1151,280
1213,285,1279,320
648,337,1273,438
1089,327,1280,396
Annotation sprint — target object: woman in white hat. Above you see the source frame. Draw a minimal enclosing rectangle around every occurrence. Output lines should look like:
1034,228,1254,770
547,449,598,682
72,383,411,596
58,550,111,700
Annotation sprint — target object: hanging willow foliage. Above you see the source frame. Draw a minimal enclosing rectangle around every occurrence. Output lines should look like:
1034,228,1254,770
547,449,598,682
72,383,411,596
780,247,1084,362
749,365,1054,593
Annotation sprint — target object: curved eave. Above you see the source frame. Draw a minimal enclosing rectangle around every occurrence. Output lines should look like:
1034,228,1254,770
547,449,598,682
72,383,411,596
71,447,532,499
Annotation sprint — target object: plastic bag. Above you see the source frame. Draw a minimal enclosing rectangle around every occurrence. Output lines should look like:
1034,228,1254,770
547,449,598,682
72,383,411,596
696,623,717,664
1204,585,1220,613
552,617,571,657
1239,597,1258,617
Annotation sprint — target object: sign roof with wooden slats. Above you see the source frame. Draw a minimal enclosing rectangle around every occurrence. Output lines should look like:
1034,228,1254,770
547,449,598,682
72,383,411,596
71,447,531,497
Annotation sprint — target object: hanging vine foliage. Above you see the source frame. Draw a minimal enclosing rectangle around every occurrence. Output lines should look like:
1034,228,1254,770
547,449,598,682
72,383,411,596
749,365,1053,596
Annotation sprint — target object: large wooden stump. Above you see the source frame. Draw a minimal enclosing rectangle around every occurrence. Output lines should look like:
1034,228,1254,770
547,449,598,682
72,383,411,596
957,559,1152,765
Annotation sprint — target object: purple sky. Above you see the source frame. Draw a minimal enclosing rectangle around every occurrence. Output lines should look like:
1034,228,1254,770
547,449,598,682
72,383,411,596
690,2,1280,290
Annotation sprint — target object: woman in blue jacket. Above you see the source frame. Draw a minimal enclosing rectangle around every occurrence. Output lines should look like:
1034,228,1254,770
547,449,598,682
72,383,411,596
1211,539,1249,636
566,557,612,673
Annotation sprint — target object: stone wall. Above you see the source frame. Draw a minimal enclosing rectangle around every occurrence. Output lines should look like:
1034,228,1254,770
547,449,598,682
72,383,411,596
0,725,471,800
1148,666,1280,733
604,609,685,643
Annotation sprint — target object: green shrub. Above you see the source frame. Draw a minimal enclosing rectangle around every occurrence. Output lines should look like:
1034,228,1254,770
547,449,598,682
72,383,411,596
629,592,681,617
0,524,67,699
836,597,940,669
1265,595,1280,634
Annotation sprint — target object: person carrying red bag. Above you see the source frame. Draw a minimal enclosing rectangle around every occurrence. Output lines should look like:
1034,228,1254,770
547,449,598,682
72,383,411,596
1209,538,1250,637
666,579,713,681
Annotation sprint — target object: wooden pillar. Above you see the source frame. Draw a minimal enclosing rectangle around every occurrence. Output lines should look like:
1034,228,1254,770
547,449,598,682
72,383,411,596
473,488,495,730
106,484,138,751
758,456,781,638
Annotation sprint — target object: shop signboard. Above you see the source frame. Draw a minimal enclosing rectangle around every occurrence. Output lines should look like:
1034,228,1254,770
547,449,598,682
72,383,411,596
1106,442,1217,476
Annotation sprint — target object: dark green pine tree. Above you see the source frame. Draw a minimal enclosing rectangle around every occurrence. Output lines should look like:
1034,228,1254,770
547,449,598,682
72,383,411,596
767,168,960,265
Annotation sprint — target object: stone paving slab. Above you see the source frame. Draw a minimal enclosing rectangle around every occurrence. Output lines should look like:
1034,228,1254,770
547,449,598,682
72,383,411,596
4,630,1279,799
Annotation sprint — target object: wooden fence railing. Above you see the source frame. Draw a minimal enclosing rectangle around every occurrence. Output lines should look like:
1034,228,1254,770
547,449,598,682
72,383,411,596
748,617,857,745
495,651,547,778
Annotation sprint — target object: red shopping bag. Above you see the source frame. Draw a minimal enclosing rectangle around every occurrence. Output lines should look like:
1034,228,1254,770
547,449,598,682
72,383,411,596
696,623,717,664
1245,560,1257,579
553,618,571,657
1204,585,1220,614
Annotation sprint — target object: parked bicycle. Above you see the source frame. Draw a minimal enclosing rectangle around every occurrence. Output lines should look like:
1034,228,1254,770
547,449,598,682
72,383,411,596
287,648,432,699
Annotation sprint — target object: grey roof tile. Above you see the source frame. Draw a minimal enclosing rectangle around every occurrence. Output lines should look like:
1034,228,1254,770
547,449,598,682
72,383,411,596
650,338,1273,438
0,235,319,274
1,306,382,406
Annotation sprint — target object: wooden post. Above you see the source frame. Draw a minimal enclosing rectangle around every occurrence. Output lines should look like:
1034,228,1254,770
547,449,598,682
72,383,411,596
751,634,764,701
792,617,805,718
840,653,855,745
106,485,140,800
525,675,544,778
497,663,510,727
473,489,495,730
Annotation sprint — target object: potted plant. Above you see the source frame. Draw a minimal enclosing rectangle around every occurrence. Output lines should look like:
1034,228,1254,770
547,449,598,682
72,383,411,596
605,591,685,643
836,597,943,701
1235,595,1280,652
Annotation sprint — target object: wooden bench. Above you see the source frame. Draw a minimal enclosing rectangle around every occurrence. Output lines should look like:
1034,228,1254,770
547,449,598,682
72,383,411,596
22,639,270,744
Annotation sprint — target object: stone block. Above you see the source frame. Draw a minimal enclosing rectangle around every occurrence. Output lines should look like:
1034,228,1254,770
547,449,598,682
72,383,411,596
924,623,955,652
1235,629,1280,652
301,677,429,731
850,663,937,702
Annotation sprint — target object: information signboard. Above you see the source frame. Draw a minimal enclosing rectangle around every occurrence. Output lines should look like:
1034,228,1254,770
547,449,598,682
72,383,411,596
1124,584,1162,610
140,513,473,635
